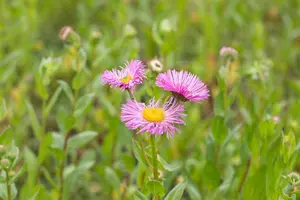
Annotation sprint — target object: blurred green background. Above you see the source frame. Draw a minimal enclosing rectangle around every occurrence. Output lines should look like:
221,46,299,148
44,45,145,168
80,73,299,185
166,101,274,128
1,0,300,199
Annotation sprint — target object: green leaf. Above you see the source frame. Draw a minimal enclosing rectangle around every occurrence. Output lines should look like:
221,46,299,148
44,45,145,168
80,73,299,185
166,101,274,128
132,139,148,167
281,131,296,163
24,147,38,185
67,131,97,152
164,179,187,200
38,133,53,165
45,86,62,115
9,166,25,184
51,132,64,150
105,167,121,189
0,99,7,120
146,180,165,197
202,161,220,189
29,189,40,200
121,153,136,171
152,22,163,46
9,141,20,168
58,80,74,103
214,91,225,117
0,183,17,199
134,190,148,200
72,71,87,90
211,116,227,143
35,72,48,100
157,155,181,171
56,107,75,133
187,183,202,200
41,167,57,188
25,100,41,140
74,93,95,118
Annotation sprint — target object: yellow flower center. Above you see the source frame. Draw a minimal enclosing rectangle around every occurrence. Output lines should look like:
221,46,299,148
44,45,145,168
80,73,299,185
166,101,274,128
120,75,132,84
142,108,165,122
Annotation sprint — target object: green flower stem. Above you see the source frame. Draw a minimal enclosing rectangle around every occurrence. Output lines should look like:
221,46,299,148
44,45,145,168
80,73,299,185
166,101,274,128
5,170,11,200
58,132,71,200
150,135,159,180
150,135,160,200
58,86,79,200
126,89,135,100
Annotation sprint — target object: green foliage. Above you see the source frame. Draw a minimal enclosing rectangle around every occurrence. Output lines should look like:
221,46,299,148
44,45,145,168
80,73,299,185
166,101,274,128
1,0,300,199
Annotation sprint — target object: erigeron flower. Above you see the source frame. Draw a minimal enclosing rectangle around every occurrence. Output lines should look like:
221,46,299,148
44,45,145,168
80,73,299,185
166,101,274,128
121,99,185,137
156,70,209,103
101,60,146,91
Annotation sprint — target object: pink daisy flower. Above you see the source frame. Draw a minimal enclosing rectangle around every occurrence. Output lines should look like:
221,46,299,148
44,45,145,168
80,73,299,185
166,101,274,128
101,60,146,90
156,70,209,103
121,99,185,137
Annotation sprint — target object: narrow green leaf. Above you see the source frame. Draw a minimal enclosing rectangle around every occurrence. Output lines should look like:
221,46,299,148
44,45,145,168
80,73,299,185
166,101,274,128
9,166,25,184
134,190,148,200
157,155,181,171
41,167,57,188
45,86,62,115
29,189,40,200
132,139,148,167
164,179,187,200
74,93,95,118
25,100,41,140
187,183,202,200
211,116,227,143
58,80,74,102
105,167,121,189
0,99,7,120
72,71,87,90
67,131,97,152
24,147,38,185
38,133,53,165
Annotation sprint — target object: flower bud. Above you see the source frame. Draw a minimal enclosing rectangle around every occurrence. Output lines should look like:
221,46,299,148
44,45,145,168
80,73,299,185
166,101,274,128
123,24,137,38
0,158,10,168
219,46,238,58
0,145,8,155
149,59,163,72
272,116,280,123
288,172,300,184
59,26,81,45
160,19,173,34
59,26,73,41
6,152,17,160
8,170,15,178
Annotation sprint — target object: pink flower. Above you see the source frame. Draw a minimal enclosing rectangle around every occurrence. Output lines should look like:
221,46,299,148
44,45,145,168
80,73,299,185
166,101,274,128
219,46,238,57
272,116,280,122
121,99,185,137
156,70,209,103
101,60,146,91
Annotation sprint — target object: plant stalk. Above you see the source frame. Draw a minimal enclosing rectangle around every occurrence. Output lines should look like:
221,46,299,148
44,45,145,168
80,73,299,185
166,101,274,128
5,170,11,200
150,135,160,200
58,132,70,200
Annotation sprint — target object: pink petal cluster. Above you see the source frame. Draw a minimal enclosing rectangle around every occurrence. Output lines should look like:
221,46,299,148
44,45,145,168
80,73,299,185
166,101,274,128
156,70,209,103
121,99,185,137
219,46,238,57
101,60,146,90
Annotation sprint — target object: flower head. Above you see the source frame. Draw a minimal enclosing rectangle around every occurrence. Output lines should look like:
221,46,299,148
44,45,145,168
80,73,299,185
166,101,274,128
156,70,209,103
219,46,238,57
59,26,73,41
149,58,163,72
272,116,280,123
121,99,185,137
101,60,146,91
